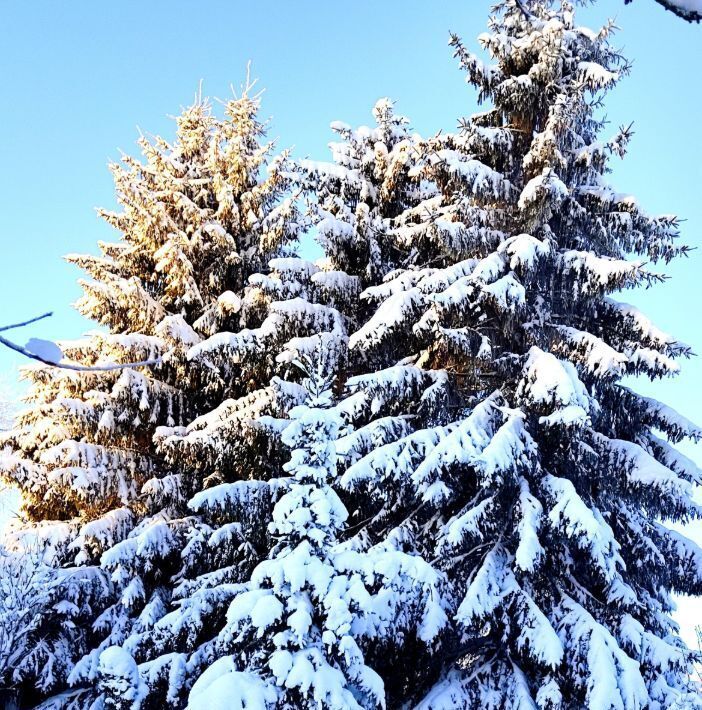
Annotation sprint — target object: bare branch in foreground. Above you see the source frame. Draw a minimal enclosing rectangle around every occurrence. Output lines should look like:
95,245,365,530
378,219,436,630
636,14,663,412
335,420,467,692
0,312,161,371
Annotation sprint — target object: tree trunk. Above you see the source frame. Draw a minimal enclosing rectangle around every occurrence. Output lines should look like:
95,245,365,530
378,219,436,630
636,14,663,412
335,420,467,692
0,688,20,710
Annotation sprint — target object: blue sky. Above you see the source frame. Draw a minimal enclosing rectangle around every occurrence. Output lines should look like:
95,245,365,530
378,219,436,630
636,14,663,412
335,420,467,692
0,0,700,640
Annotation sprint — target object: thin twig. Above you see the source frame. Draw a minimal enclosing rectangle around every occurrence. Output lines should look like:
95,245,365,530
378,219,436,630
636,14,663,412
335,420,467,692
0,312,53,334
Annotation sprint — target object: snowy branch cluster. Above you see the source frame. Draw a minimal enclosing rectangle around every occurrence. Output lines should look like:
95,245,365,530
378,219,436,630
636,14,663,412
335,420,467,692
1,1,701,708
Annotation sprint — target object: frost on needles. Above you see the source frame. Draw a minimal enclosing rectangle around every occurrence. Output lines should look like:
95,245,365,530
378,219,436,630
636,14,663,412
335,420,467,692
1,0,701,708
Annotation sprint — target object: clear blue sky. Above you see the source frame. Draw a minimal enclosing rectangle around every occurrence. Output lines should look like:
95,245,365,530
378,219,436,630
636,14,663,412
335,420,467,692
0,0,700,638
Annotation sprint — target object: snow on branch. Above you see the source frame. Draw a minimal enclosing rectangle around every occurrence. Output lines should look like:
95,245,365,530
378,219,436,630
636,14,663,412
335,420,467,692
0,312,161,371
626,0,702,22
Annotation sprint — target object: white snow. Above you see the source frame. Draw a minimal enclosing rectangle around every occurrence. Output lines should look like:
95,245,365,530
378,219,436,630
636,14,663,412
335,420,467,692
188,658,278,710
24,338,63,364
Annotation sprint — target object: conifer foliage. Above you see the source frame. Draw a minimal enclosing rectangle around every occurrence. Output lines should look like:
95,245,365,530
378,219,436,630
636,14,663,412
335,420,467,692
315,1,702,707
188,355,384,709
1,1,701,708
185,350,446,710
0,85,302,705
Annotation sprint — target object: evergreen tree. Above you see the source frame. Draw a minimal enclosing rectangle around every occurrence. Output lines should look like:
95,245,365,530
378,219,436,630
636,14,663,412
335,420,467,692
2,1,700,707
0,86,302,706
186,349,445,710
0,549,54,707
304,1,702,707
105,101,458,707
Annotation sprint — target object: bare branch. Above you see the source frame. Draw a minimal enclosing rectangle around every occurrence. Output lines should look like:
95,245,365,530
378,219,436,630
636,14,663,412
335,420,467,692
0,313,162,372
0,312,53,334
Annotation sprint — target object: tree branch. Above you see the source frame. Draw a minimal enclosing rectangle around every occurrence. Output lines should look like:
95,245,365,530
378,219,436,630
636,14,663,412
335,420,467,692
0,313,162,371
0,312,53,333
625,0,702,22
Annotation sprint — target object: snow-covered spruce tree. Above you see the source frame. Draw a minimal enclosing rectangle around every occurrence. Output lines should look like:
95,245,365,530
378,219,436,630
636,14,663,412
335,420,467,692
302,2,702,707
185,348,445,710
86,101,463,708
0,87,302,706
0,548,54,708
205,92,525,705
